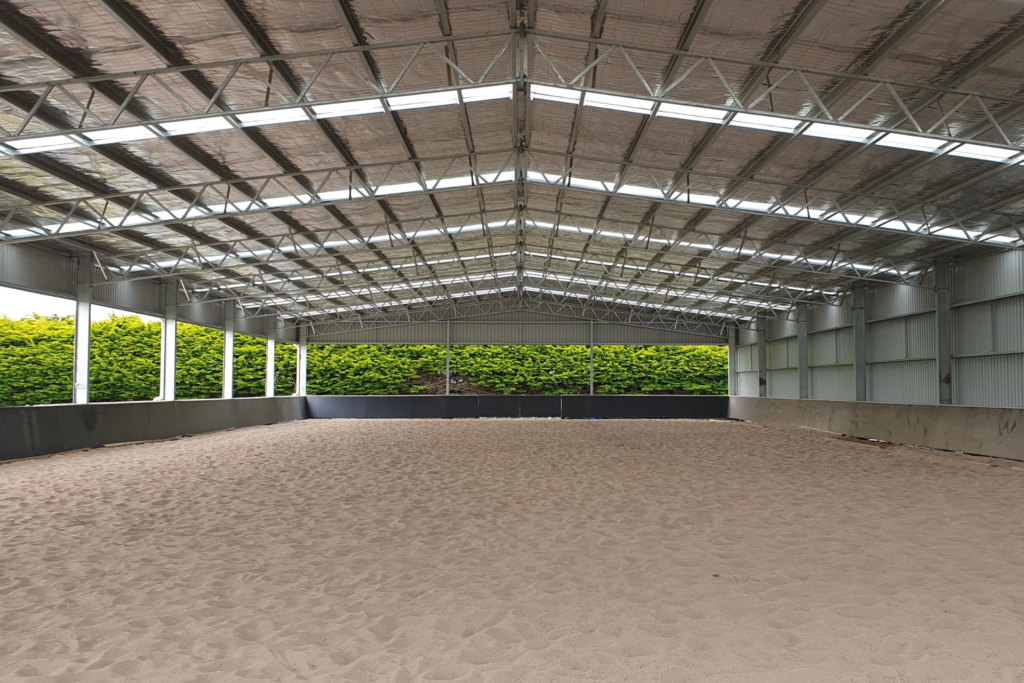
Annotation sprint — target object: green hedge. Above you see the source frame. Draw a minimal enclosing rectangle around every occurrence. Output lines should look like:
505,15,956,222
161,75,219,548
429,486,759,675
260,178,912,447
0,315,298,406
0,314,726,406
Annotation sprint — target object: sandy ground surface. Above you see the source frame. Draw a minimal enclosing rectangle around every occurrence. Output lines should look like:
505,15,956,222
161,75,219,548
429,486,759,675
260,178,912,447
1,419,1023,683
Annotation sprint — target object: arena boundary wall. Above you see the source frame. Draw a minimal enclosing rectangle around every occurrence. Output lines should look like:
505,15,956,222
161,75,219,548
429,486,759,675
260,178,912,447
729,397,1023,461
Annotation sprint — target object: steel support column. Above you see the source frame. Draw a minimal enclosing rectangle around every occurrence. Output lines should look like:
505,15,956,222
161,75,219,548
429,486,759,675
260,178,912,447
159,282,177,401
223,301,234,399
265,316,277,398
445,320,451,396
757,320,767,398
797,303,809,399
727,324,738,396
935,261,953,404
854,285,867,402
297,325,308,397
589,320,595,396
72,258,91,405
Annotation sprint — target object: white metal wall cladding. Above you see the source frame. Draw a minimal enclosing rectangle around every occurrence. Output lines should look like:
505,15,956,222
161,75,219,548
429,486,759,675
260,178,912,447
311,322,448,344
867,280,936,320
868,359,938,404
737,371,760,397
738,325,759,346
735,344,757,372
954,295,1024,356
234,315,269,339
808,304,853,333
177,302,225,330
0,244,76,298
92,278,164,317
766,338,797,369
808,328,854,366
954,251,1024,304
810,365,856,400
955,354,1024,408
767,368,799,398
766,317,797,340
592,324,721,345
867,312,937,362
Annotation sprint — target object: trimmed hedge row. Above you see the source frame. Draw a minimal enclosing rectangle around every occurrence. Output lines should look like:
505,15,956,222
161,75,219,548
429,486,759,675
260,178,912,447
0,314,727,406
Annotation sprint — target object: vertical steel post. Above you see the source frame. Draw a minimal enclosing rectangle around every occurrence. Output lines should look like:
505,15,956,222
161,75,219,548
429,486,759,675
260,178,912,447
935,261,953,404
727,324,738,396
797,303,809,399
159,282,177,401
297,324,308,397
589,320,595,395
222,301,234,399
757,319,767,398
265,316,276,397
72,258,91,404
854,285,867,402
445,319,451,395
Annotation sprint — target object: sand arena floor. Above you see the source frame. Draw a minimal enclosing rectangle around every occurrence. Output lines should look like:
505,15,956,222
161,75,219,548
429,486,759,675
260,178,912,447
1,418,1023,682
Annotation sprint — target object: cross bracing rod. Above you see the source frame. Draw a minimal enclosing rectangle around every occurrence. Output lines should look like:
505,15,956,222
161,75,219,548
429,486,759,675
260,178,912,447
299,294,730,339
276,286,745,335
178,254,812,324
4,30,1024,160
5,148,1020,249
104,228,848,309
169,247,825,315
92,201,909,287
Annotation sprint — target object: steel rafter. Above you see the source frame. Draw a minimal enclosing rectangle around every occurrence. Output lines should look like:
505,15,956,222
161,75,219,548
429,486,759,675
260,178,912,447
6,148,1021,250
3,30,1024,158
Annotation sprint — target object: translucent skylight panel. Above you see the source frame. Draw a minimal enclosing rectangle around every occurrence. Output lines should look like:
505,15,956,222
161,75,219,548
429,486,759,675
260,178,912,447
530,85,582,105
619,184,664,199
83,126,157,145
160,117,233,135
875,133,947,153
236,107,309,127
312,99,386,118
461,84,514,102
656,103,727,124
729,113,801,133
948,143,1019,162
6,135,80,153
386,91,460,110
583,92,654,115
803,122,873,142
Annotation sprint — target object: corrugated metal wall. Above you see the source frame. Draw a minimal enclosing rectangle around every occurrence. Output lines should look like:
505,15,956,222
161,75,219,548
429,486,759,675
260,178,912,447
0,244,77,298
734,320,760,396
952,253,1024,407
309,320,723,345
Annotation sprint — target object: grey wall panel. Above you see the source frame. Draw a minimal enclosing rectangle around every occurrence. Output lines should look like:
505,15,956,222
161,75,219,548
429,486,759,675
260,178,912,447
0,244,76,298
809,329,838,366
766,338,795,369
310,322,447,344
954,353,1024,408
767,368,799,398
808,304,853,333
767,317,797,340
867,280,935,321
906,312,937,359
516,322,588,344
954,251,1024,304
954,301,993,356
730,397,1024,461
993,295,1024,354
737,371,760,396
592,323,722,345
738,324,758,346
92,278,164,317
177,301,226,330
736,344,756,371
836,327,855,365
867,318,907,362
868,359,938,404
0,397,308,462
234,315,269,338
810,365,856,401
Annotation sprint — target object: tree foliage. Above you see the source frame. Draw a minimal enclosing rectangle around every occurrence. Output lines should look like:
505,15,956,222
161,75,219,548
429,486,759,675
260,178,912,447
1,314,727,405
